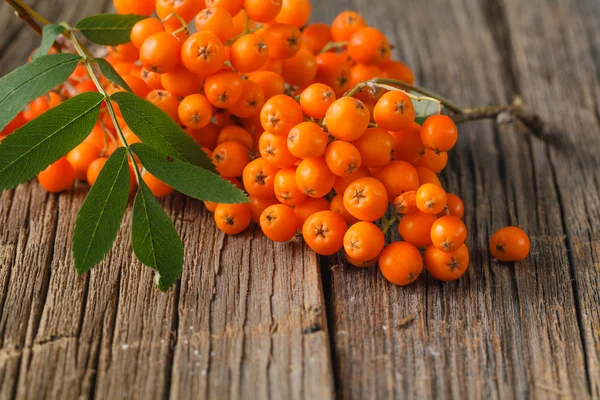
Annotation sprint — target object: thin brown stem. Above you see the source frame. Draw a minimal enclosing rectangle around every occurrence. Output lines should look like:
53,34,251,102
370,78,462,113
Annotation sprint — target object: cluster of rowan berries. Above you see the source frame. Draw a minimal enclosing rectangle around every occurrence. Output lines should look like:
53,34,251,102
0,0,531,286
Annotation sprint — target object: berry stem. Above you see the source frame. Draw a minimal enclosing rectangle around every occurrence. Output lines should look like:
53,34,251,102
319,41,348,54
369,78,462,113
162,12,189,37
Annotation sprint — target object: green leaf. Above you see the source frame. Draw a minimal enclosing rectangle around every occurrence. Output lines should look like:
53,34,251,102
0,53,81,131
72,148,131,274
75,14,146,46
0,92,104,191
111,91,215,171
131,143,248,203
32,24,65,60
132,176,183,291
95,58,132,92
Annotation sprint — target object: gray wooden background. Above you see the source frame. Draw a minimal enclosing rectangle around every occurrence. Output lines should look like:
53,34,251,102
0,0,599,398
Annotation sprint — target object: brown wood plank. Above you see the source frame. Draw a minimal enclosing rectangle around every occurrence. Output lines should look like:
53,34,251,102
325,0,596,398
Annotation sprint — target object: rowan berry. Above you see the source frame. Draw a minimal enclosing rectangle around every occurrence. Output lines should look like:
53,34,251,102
139,32,180,74
241,158,276,198
248,195,279,223
325,140,362,177
156,0,201,22
379,60,415,84
302,23,332,54
230,33,269,73
259,132,298,168
113,0,155,15
260,204,298,242
421,115,458,153
345,251,379,268
347,27,391,65
86,157,107,186
314,52,351,96
349,63,380,87
330,193,359,224
287,121,328,159
415,166,442,187
302,210,347,256
293,197,330,226
195,7,235,42
24,92,61,121
244,0,283,22
398,210,436,248
117,75,150,97
344,221,385,262
67,142,101,180
145,90,180,121
489,226,531,262
160,65,204,97
394,191,417,215
111,42,139,62
325,97,370,141
177,94,213,129
343,177,388,221
206,0,244,15
379,241,423,286
352,127,394,168
440,193,465,219
212,141,250,177
414,149,448,173
187,123,220,150
331,10,367,42
247,71,286,100
218,125,253,149
373,91,415,132
375,161,419,202
274,167,306,206
263,23,302,60
295,157,335,198
229,80,265,118
37,158,75,193
143,170,173,197
333,165,370,194
416,183,447,215
276,0,311,27
140,68,163,90
181,31,226,76
299,83,336,119
281,46,318,88
214,203,252,234
204,70,244,108
260,94,303,135
430,215,467,253
424,244,469,281
1,111,26,137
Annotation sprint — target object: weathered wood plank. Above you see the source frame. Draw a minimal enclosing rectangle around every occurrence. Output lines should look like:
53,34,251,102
169,199,333,400
324,0,596,398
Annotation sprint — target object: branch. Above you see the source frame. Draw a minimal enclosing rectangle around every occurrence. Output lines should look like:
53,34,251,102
4,0,62,53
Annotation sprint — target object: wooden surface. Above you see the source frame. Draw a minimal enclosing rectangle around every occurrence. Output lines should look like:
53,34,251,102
0,0,599,399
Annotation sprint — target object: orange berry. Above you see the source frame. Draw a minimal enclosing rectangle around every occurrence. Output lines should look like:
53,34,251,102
333,165,370,194
160,66,204,97
343,177,388,222
83,123,107,150
302,23,332,54
349,63,380,87
218,125,253,149
259,132,298,168
143,170,173,197
295,157,335,198
113,0,155,15
260,94,303,135
347,27,391,65
178,94,213,129
67,142,101,180
424,244,470,281
145,90,180,121
214,203,252,234
139,32,180,74
416,183,447,215
281,46,317,88
230,33,269,73
204,69,244,108
244,0,282,22
302,210,347,256
86,157,107,186
260,204,298,242
390,123,424,163
421,115,458,152
229,80,265,118
415,166,441,187
299,83,336,119
314,52,351,96
375,161,419,202
379,241,423,286
263,23,302,60
206,0,244,15
344,221,385,262
140,68,164,90
242,157,278,198
131,18,165,49
186,123,220,150
430,215,467,253
156,0,201,22
212,141,250,177
373,91,415,131
293,197,330,226
331,10,367,42
489,226,531,262
274,166,306,206
440,193,465,219
248,195,279,223
325,97,370,141
379,60,414,84
398,210,436,248
352,127,394,168
275,0,311,27
287,121,328,159
414,149,448,173
195,7,235,42
247,71,285,102
324,140,362,177
330,193,359,225
181,31,226,76
37,158,75,193
394,191,417,215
